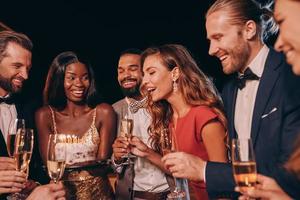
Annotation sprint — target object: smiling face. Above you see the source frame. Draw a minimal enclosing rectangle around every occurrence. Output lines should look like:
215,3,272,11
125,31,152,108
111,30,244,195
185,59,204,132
142,54,174,102
117,53,142,98
274,0,300,75
64,62,90,103
206,10,251,74
0,42,32,96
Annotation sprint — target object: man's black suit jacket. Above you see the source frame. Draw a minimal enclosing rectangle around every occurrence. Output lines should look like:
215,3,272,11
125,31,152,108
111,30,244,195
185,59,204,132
205,49,300,199
0,96,48,184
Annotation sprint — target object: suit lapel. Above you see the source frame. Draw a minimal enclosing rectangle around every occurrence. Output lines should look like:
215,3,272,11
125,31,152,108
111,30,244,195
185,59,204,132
15,102,24,119
251,49,282,146
227,83,238,139
0,101,23,157
0,129,8,156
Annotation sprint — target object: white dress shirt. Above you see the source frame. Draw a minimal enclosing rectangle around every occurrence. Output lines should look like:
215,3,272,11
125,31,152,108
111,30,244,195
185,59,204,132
234,45,269,139
112,98,169,192
204,45,270,182
0,99,17,144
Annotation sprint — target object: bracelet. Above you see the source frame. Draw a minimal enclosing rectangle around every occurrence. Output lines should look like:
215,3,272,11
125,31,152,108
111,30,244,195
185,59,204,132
111,154,124,166
111,154,124,174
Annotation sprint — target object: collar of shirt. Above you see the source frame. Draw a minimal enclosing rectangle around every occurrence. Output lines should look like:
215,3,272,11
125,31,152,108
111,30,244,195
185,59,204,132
0,94,11,99
0,103,17,145
238,44,269,78
0,94,13,105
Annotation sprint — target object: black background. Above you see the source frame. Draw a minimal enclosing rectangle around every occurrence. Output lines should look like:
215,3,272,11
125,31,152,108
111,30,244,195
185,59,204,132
0,0,273,104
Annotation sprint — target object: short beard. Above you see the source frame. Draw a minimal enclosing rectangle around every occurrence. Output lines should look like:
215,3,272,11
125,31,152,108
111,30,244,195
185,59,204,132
120,85,141,98
0,74,21,94
226,41,250,74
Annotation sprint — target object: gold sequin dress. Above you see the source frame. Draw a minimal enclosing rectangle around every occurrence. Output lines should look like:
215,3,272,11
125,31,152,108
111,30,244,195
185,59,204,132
49,106,114,200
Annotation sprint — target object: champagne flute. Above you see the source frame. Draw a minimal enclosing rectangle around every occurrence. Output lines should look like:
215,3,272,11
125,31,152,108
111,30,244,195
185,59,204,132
14,129,34,177
7,119,25,157
232,138,257,193
160,128,187,199
120,112,135,165
7,128,34,200
47,134,66,184
160,128,172,155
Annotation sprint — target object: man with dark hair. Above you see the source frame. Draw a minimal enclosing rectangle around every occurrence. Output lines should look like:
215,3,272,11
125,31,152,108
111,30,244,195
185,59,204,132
162,0,300,198
112,49,170,200
115,49,143,100
0,31,64,198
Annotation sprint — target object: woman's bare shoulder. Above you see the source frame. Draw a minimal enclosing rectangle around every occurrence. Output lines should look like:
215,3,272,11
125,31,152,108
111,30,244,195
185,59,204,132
35,106,52,120
95,103,114,115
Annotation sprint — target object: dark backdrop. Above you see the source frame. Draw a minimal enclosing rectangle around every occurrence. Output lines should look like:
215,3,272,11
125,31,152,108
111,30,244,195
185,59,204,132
0,0,274,104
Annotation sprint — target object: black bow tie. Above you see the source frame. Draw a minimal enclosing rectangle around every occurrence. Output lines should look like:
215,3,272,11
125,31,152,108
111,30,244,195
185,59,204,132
236,68,260,90
0,96,14,104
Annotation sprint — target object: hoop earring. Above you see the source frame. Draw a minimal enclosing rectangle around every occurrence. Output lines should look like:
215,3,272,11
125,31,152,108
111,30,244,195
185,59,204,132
173,80,178,92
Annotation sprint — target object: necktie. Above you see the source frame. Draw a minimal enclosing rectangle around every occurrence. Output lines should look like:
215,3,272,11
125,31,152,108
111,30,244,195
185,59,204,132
236,68,260,90
128,96,148,113
0,96,14,104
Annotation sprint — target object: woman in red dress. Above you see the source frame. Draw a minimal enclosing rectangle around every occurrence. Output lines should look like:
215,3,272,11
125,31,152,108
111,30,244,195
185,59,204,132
141,44,228,200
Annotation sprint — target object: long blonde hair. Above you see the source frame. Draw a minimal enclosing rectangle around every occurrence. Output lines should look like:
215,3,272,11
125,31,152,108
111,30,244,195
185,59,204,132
141,44,227,152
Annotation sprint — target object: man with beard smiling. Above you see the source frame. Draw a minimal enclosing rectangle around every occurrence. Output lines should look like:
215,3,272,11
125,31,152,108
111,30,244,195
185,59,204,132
161,0,300,199
0,31,34,197
0,31,64,199
112,49,169,200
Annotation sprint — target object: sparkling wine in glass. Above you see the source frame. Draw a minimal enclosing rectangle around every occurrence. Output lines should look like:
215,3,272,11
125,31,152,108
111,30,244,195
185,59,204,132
120,117,133,139
14,129,34,177
47,134,66,183
120,113,135,165
160,128,172,155
160,128,187,199
232,138,257,192
7,119,25,157
7,128,34,200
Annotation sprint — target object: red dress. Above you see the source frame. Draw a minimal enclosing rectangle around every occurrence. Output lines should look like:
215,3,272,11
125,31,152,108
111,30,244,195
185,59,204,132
170,106,222,200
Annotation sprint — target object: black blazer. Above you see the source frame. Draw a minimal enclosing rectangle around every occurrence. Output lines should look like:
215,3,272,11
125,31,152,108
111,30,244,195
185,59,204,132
0,130,8,156
205,49,300,199
0,98,35,156
0,96,48,184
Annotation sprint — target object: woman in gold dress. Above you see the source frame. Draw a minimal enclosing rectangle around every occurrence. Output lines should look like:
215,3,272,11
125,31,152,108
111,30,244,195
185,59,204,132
36,51,116,199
